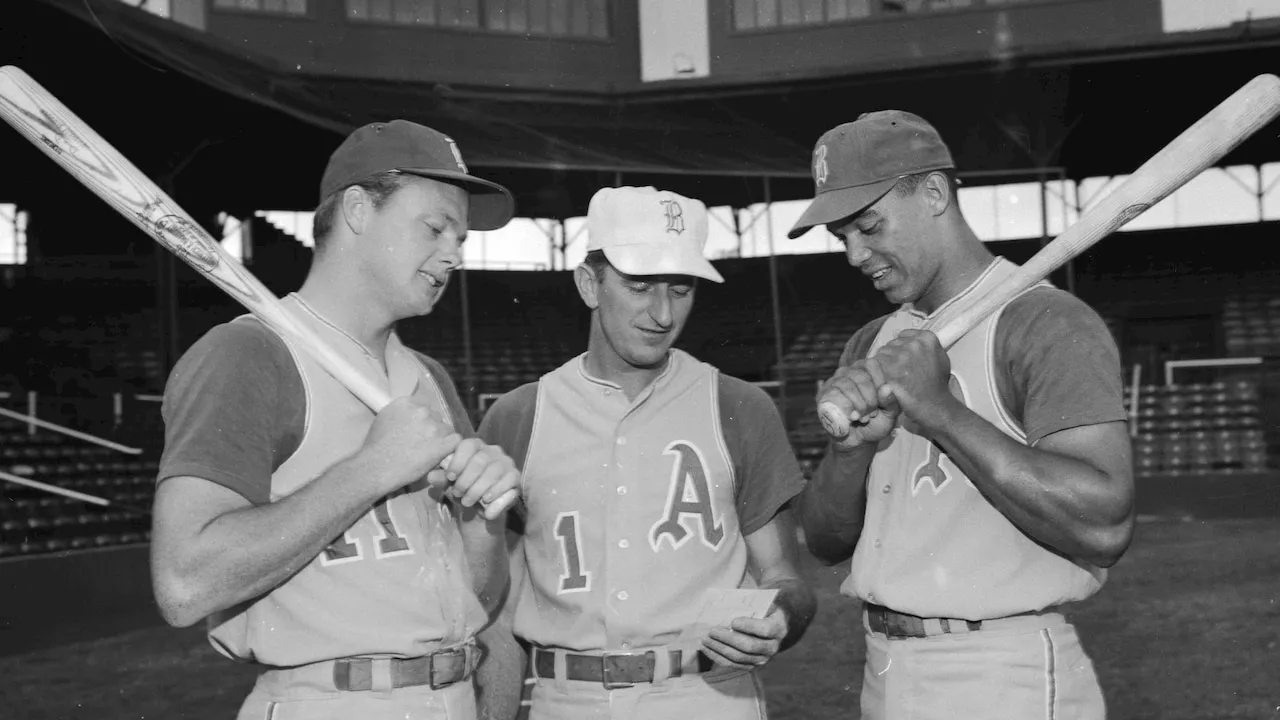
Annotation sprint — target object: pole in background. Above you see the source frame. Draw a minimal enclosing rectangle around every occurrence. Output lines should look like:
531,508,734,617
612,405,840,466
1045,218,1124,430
763,177,788,429
460,266,475,418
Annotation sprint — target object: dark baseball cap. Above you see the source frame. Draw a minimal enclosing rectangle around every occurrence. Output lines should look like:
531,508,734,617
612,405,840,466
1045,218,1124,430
788,110,955,239
319,119,515,231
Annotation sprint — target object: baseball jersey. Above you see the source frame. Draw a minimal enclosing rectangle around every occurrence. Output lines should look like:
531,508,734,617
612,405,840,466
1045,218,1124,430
841,258,1127,621
157,295,487,667
479,350,804,652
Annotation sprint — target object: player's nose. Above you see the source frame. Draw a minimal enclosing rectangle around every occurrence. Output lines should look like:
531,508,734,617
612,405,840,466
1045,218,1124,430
844,239,872,267
437,236,463,267
648,292,674,328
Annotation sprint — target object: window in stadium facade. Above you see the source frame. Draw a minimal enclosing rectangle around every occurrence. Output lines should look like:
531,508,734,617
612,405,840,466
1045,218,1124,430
0,205,27,266
733,0,1052,31
346,0,609,39
212,0,307,16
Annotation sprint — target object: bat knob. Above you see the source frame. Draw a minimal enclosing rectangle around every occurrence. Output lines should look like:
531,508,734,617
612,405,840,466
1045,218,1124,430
818,400,852,438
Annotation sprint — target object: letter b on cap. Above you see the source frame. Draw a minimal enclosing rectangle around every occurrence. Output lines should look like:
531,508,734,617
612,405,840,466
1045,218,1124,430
660,199,685,235
813,144,829,187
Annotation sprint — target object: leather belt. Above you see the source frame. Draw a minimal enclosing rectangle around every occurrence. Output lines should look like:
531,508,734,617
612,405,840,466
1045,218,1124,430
532,648,716,689
865,603,982,639
332,640,480,691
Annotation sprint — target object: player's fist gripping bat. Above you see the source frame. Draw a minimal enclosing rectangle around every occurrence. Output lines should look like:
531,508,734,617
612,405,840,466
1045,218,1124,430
0,65,517,518
819,72,1280,439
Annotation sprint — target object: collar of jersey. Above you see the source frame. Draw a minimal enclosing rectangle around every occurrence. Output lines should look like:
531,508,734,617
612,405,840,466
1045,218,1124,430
575,350,680,399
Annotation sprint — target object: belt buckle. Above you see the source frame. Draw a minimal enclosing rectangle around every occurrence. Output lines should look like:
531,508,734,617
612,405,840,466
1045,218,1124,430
428,647,463,690
600,651,637,690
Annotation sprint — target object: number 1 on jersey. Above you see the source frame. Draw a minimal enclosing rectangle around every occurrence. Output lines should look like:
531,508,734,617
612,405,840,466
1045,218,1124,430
554,511,591,594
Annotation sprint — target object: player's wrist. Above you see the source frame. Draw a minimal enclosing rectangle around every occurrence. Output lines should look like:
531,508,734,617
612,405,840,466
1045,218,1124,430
904,392,964,437
339,451,404,503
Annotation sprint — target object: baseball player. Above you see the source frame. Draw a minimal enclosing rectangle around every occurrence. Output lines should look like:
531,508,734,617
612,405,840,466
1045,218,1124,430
788,111,1135,719
150,120,521,720
474,186,817,720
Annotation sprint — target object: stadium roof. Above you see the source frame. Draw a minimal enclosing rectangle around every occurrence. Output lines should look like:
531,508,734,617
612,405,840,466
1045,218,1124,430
4,0,1280,225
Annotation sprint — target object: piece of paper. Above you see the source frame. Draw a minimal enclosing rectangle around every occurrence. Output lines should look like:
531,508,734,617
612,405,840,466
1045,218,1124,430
675,588,779,644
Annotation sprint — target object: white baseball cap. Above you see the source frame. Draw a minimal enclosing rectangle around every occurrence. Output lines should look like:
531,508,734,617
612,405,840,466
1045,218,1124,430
585,186,725,283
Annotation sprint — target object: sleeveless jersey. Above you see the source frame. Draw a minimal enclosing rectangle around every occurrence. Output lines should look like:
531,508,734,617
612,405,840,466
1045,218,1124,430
206,295,487,666
843,259,1105,620
511,350,752,652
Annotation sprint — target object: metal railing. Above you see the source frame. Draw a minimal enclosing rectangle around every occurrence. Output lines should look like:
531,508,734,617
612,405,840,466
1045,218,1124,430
1,390,152,516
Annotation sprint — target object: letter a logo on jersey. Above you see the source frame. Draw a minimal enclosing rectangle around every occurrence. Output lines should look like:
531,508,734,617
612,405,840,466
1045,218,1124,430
911,374,970,496
659,199,685,235
650,441,724,551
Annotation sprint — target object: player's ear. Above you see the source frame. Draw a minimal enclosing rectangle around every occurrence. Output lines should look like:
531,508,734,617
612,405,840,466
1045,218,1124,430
574,264,601,310
340,185,370,235
923,172,952,217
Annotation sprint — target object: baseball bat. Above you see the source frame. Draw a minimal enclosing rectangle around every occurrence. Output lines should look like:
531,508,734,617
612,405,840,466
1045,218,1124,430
819,72,1280,438
0,65,516,518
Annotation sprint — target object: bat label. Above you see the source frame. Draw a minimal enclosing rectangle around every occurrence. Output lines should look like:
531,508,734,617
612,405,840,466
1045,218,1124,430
1116,203,1152,227
37,116,80,156
154,214,220,273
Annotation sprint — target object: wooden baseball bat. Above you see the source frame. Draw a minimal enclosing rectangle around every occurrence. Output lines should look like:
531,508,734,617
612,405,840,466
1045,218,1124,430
0,65,516,518
819,72,1280,438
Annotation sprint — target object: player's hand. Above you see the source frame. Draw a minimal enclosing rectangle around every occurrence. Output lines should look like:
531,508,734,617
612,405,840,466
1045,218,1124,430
701,608,788,669
873,329,955,424
817,359,900,449
362,394,462,496
435,439,521,520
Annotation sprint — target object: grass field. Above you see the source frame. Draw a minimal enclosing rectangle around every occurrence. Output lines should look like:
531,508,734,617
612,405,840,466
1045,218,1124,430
2,518,1278,719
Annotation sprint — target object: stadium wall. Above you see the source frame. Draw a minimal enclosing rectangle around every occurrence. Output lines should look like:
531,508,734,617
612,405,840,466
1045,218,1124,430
202,0,641,92
193,0,1237,93
707,0,1163,86
0,544,161,657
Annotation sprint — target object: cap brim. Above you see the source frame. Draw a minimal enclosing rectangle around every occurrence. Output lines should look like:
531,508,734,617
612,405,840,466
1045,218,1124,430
603,244,725,284
400,168,516,231
786,178,899,240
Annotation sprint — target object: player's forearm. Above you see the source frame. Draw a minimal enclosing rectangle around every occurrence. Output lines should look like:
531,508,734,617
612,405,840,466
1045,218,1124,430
155,455,386,627
458,510,510,616
919,399,1132,567
796,443,874,565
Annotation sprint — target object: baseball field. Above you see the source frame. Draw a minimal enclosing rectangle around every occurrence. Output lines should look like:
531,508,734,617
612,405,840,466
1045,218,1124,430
2,516,1277,719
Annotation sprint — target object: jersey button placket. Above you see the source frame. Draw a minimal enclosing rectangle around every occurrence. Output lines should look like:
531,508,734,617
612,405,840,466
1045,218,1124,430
605,417,635,643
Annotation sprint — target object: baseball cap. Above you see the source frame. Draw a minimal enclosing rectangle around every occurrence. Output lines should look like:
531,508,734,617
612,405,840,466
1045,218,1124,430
787,110,955,239
586,186,724,283
319,119,515,231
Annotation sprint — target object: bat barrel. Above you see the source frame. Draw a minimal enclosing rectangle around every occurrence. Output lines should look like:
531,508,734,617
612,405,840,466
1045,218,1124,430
932,73,1280,350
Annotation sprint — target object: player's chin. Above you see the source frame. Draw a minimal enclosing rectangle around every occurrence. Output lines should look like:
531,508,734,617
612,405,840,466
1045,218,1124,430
407,289,441,316
882,279,920,306
624,339,673,367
